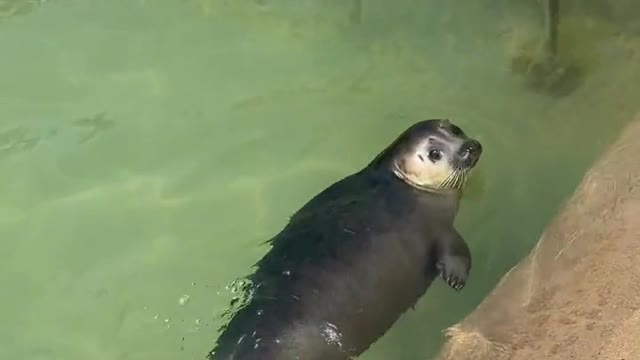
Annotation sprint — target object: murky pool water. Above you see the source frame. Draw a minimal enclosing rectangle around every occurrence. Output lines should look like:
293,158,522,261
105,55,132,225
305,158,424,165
1,0,639,359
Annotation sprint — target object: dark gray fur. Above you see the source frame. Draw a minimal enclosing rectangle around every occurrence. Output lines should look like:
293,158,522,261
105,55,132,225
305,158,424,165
207,119,481,360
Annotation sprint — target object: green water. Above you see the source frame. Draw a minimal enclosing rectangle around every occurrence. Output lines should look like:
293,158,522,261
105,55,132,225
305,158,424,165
1,0,639,359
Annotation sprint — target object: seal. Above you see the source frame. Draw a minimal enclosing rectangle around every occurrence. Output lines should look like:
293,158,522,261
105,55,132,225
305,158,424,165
207,119,483,360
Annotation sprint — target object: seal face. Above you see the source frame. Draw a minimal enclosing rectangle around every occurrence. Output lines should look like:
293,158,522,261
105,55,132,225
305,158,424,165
208,119,482,360
384,119,482,193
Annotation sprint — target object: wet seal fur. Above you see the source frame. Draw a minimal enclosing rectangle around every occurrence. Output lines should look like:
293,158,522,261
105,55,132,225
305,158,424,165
207,119,483,360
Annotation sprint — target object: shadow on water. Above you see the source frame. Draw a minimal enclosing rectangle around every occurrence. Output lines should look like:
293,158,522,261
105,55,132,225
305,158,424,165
1,0,640,359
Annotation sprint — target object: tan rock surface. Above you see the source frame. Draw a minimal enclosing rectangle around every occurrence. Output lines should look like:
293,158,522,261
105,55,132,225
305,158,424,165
436,116,640,360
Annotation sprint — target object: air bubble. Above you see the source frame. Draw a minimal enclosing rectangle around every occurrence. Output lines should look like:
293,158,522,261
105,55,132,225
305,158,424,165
178,294,191,306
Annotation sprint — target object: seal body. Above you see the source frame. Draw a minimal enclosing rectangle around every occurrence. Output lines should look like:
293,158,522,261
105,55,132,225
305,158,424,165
208,119,482,360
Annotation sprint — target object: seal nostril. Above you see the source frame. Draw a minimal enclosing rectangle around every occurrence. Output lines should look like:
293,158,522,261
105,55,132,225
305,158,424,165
462,145,473,156
459,140,482,162
465,140,482,155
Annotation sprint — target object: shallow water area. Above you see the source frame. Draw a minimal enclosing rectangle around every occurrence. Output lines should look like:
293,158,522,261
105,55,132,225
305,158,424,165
1,1,640,359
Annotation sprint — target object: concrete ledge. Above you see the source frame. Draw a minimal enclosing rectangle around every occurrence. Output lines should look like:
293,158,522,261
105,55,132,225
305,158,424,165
436,115,640,360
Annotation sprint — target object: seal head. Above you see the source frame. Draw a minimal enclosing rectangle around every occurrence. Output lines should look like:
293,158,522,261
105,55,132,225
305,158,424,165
370,119,482,193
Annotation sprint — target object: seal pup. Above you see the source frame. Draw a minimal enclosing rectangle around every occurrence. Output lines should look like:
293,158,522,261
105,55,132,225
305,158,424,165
207,119,483,360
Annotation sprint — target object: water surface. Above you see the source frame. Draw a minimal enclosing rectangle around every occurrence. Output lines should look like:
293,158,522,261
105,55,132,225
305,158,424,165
1,1,639,359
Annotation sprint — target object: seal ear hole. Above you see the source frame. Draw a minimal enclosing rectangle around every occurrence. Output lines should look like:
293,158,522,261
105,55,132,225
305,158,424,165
450,125,463,136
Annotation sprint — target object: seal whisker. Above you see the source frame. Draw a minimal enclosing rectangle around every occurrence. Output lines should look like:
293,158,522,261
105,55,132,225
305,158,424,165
444,170,458,189
442,170,463,189
439,174,449,188
450,172,459,189
455,171,464,188
457,170,469,188
450,173,458,189
440,171,455,189
446,169,463,189
453,172,462,189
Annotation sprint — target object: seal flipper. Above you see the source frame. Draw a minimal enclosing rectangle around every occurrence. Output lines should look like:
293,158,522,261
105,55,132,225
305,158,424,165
434,229,471,291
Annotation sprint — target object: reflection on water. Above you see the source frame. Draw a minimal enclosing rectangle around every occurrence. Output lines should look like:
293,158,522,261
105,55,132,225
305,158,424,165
1,0,639,359
0,0,46,20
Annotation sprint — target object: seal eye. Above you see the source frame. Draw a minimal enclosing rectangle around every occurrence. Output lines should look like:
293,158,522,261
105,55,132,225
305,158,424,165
428,149,442,161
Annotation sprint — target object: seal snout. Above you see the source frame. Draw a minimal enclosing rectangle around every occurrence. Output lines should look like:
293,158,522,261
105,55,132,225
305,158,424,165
458,139,482,168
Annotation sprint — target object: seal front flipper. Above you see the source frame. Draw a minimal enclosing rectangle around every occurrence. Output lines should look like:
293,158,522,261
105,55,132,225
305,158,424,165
434,229,471,291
